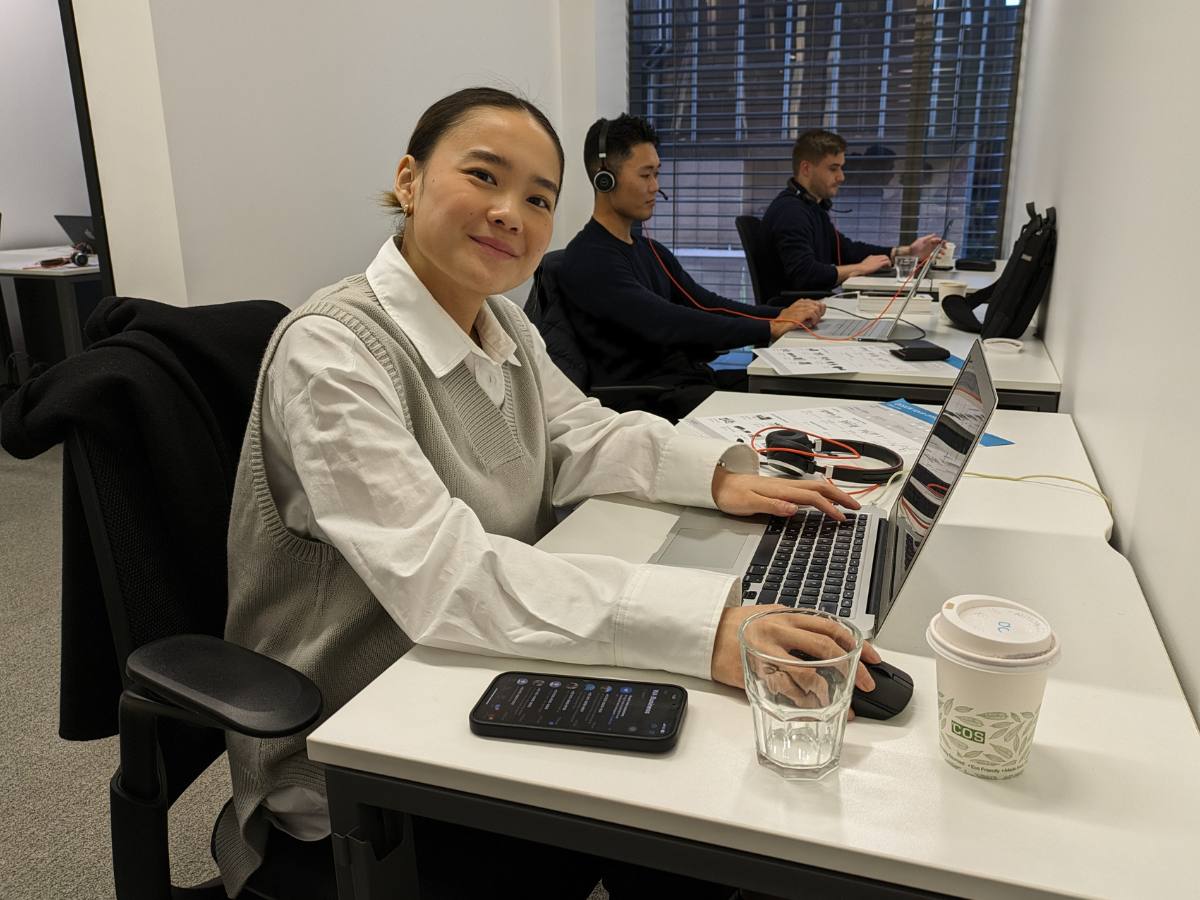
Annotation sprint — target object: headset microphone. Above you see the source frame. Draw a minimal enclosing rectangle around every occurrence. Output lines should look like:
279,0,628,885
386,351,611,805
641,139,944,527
657,188,669,201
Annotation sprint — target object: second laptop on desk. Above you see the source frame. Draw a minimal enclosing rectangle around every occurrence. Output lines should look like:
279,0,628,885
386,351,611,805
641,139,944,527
810,244,939,343
650,340,997,640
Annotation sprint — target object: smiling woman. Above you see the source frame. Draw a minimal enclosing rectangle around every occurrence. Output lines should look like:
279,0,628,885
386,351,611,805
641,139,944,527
379,88,564,333
216,86,867,900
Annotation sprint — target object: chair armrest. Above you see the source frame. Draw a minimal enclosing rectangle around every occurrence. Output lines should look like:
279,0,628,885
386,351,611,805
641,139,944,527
126,634,322,738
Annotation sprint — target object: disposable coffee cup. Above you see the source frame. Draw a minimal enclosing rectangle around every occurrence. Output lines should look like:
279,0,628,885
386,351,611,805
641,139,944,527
926,595,1060,780
935,241,956,268
936,280,968,323
935,280,968,303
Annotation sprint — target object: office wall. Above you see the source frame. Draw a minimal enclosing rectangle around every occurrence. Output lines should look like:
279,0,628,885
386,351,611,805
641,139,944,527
71,0,628,308
0,0,89,251
1008,0,1200,718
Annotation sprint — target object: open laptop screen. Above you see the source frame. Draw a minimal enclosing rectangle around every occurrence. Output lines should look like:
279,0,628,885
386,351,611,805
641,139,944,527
875,341,997,629
55,215,95,247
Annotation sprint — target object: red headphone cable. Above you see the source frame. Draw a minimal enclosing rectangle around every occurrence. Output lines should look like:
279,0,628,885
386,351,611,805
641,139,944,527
644,230,930,342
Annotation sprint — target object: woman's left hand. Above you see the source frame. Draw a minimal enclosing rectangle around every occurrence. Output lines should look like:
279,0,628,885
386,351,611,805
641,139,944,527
711,468,860,520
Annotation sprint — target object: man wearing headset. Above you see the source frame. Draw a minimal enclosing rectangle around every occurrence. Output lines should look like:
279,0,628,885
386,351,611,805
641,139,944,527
559,114,825,421
763,129,941,292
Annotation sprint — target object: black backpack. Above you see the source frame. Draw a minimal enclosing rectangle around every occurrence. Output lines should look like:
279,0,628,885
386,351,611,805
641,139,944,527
943,202,1057,339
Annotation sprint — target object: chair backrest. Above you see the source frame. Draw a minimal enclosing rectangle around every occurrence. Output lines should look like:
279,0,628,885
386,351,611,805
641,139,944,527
735,214,786,304
68,428,229,805
73,299,286,672
525,250,591,390
60,298,285,798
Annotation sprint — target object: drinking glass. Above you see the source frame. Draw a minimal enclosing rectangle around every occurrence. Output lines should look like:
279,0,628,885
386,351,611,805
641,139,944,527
894,255,919,282
739,609,863,780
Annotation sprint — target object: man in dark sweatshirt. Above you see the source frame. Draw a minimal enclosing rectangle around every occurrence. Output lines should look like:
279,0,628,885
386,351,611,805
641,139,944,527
560,114,824,420
762,129,941,292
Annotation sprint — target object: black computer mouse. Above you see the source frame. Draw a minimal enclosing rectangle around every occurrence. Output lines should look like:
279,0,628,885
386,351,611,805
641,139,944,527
851,660,914,720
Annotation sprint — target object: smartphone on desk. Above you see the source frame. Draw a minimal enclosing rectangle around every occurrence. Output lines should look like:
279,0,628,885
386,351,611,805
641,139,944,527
469,672,687,753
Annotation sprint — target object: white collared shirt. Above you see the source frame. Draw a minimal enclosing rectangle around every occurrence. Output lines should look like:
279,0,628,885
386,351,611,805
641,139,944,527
259,238,757,838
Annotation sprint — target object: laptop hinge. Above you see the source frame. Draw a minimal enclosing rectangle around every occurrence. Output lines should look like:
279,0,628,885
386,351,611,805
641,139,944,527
865,519,889,616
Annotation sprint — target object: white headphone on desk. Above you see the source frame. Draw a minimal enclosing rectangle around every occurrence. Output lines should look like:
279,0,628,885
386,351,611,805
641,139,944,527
983,337,1024,353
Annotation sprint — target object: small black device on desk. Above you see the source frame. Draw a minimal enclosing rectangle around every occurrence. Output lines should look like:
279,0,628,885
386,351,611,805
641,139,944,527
469,671,687,752
954,258,997,272
851,660,914,720
789,651,914,720
890,339,950,362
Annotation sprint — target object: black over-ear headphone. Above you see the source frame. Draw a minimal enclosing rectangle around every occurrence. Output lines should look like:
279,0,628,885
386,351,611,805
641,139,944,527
761,429,903,485
593,118,616,193
790,179,832,211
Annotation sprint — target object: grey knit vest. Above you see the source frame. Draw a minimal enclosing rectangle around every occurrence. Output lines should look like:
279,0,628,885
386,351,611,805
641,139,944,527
215,275,555,893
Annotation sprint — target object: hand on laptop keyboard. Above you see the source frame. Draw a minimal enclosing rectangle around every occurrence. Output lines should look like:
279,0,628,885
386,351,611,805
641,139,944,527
711,468,860,520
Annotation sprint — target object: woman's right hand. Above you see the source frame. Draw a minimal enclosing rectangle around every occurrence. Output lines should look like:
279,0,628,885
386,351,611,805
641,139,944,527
709,604,881,691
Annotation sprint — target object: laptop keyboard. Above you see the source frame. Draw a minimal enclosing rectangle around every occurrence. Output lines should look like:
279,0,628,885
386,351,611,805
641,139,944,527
741,510,868,617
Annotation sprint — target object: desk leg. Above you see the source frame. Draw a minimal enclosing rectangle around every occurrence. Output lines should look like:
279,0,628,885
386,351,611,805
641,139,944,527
1,276,30,382
55,279,85,356
326,766,419,899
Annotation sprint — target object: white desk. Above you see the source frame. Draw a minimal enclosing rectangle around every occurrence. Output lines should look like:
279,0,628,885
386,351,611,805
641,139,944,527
0,247,102,381
685,392,1113,541
843,264,999,296
309,529,1198,899
747,300,1062,411
308,402,1195,899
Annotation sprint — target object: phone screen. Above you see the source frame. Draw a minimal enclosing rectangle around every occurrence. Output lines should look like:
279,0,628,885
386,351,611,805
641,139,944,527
471,672,685,739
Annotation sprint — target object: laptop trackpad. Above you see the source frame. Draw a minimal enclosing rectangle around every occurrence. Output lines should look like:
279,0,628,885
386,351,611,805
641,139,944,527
656,528,753,574
651,508,764,574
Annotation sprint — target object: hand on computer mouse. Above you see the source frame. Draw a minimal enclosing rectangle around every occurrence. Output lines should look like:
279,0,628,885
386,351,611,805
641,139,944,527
709,603,881,693
851,660,915,720
711,469,860,521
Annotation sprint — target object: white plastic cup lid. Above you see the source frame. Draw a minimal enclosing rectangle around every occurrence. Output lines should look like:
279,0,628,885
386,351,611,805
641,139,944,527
927,594,1060,672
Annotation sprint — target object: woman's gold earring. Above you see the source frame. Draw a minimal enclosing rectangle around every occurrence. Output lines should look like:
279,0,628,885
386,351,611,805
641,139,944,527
404,204,413,217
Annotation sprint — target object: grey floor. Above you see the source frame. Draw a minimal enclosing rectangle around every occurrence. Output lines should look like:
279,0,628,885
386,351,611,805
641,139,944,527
0,446,612,899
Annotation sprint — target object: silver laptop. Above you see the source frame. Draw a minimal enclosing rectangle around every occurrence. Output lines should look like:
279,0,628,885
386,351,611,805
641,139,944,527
55,215,96,248
649,340,997,639
813,244,941,342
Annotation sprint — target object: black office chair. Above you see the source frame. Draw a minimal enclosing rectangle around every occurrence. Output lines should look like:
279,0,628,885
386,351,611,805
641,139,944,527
734,214,830,307
1,297,331,899
526,250,670,414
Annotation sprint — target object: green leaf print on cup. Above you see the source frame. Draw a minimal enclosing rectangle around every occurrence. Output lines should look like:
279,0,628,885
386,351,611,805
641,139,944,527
937,696,1043,779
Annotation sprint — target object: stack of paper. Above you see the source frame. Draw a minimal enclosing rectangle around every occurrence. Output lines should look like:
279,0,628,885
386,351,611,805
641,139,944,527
754,344,961,377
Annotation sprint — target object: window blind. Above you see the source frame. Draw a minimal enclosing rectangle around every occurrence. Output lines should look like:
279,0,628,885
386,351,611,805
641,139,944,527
629,0,1026,298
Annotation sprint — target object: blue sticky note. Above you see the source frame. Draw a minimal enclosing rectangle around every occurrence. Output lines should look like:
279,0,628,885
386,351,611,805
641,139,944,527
883,398,1013,447
945,355,965,369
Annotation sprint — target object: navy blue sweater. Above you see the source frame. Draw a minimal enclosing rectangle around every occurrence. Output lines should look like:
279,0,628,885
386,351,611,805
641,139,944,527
762,180,891,291
560,218,779,387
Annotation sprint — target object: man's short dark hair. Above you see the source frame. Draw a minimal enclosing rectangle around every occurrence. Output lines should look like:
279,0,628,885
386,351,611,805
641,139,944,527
583,114,659,183
792,129,847,172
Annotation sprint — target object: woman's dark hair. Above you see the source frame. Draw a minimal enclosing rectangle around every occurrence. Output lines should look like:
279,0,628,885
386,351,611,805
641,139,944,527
381,87,564,215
